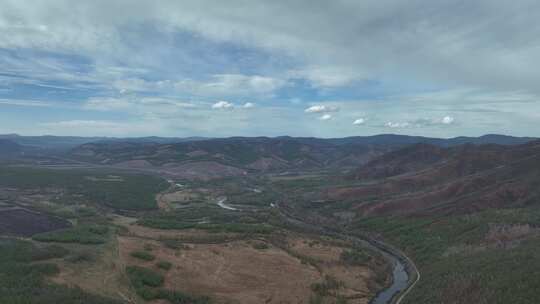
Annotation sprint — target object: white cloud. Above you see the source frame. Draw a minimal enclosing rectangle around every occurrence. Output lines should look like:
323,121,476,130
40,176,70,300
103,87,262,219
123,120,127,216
304,105,340,113
175,74,287,98
2,2,540,138
292,66,366,88
243,102,255,108
103,74,286,98
385,121,410,128
441,116,455,124
84,97,132,111
353,118,365,125
41,120,124,129
0,99,54,107
383,116,456,129
212,100,234,109
84,97,196,113
2,1,540,95
319,114,332,121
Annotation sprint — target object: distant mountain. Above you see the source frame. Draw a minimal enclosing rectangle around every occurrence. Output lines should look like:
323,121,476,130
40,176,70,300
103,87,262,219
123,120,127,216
70,137,392,173
2,133,534,151
324,134,536,147
0,134,209,151
326,140,540,216
351,143,449,180
433,134,538,147
0,139,23,158
0,134,108,150
68,134,537,177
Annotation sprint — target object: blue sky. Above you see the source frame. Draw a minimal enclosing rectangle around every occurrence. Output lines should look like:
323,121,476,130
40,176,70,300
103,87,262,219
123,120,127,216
1,1,540,138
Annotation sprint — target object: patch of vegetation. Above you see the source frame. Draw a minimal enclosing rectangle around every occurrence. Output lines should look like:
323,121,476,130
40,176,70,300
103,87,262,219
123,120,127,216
311,275,344,297
0,167,168,210
36,202,99,220
199,222,275,234
65,251,94,263
0,238,121,304
141,219,275,234
126,265,210,303
33,225,109,244
252,242,270,250
156,261,172,270
161,239,190,250
126,265,164,287
224,189,280,207
340,249,371,265
139,205,276,234
143,243,154,251
130,250,156,261
352,207,540,304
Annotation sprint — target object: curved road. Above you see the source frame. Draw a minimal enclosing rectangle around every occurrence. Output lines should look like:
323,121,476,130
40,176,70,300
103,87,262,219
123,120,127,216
275,204,420,304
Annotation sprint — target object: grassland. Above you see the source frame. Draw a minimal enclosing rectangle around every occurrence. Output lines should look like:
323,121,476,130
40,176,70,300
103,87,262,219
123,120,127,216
33,225,110,244
126,265,211,303
0,165,388,304
130,250,156,261
0,238,122,304
139,204,277,234
0,166,168,210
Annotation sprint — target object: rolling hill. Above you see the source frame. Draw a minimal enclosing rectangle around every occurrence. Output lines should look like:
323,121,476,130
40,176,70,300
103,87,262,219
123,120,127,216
324,140,540,217
68,134,536,176
0,139,23,158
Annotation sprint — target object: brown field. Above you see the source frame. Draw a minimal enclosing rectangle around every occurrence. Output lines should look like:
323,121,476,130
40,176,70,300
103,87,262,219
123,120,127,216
160,190,201,204
156,190,203,211
287,237,373,302
119,237,319,303
158,161,247,181
113,219,372,304
51,239,137,303
46,210,375,304
112,215,242,243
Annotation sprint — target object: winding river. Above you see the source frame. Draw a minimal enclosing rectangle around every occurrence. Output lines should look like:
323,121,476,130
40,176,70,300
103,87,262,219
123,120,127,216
216,197,238,211
366,242,410,304
214,196,418,303
274,204,418,304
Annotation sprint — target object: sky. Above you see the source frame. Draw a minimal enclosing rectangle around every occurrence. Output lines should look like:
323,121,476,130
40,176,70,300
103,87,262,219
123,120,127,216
1,1,540,138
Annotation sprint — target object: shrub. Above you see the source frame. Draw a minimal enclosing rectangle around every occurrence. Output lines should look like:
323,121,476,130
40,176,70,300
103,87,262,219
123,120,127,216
340,249,371,266
0,238,121,304
252,242,270,250
161,239,189,250
130,251,156,261
66,252,94,263
33,225,109,244
126,266,211,303
156,261,172,270
311,275,343,297
126,266,164,288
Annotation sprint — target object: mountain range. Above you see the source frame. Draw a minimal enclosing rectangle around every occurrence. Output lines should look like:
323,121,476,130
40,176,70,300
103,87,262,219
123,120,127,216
323,140,540,217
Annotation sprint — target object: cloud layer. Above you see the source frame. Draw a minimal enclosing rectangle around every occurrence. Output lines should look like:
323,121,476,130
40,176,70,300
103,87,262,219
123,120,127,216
1,1,539,137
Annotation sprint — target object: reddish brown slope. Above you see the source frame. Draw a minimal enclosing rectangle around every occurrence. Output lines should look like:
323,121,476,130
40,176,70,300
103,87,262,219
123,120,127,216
328,141,540,217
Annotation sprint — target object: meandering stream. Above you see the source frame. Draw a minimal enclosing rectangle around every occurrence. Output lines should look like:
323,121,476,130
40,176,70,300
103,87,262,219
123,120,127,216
213,196,417,303
216,197,238,211
274,204,417,304
366,242,409,304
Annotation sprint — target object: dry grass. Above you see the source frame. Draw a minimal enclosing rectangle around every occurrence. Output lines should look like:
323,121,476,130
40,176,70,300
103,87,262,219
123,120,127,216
119,236,320,303
53,216,374,304
286,237,373,303
50,239,138,303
